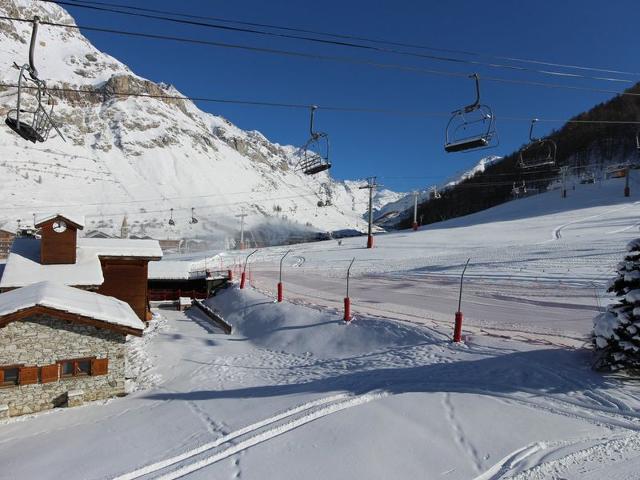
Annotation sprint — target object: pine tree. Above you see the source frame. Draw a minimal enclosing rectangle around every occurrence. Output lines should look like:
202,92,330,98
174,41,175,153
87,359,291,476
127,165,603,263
593,238,640,370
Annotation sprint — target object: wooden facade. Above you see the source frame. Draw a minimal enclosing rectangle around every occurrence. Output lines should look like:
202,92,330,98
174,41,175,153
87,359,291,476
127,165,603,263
36,216,83,265
17,215,159,321
0,229,15,260
97,258,149,321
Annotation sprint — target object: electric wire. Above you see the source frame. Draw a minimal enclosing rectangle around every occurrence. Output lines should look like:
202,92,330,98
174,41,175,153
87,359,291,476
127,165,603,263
39,0,635,85
2,82,640,124
2,15,640,99
41,0,640,78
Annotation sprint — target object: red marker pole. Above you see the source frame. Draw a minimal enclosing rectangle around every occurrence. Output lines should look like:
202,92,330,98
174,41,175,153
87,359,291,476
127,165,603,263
240,249,258,291
344,297,351,322
453,258,470,342
277,250,291,303
367,235,374,249
344,257,355,322
453,311,463,342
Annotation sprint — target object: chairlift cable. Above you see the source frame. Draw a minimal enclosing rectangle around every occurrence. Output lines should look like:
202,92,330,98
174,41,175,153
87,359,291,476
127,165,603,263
40,0,640,78
0,191,320,213
1,82,640,123
38,0,635,85
1,15,640,98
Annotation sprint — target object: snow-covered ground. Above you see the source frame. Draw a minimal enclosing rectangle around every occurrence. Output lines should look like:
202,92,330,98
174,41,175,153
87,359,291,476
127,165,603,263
2,176,640,479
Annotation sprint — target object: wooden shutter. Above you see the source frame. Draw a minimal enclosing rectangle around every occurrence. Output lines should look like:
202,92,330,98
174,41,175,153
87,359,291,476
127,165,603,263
18,366,39,385
0,369,4,384
91,358,108,376
40,364,60,384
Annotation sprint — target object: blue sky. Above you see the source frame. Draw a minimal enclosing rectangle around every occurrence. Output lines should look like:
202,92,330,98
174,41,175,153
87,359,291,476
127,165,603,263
60,0,637,192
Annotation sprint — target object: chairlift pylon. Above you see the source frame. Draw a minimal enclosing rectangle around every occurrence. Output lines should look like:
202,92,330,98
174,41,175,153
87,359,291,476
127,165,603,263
168,208,175,226
189,207,198,224
519,119,557,169
297,106,331,175
5,16,65,144
444,74,497,153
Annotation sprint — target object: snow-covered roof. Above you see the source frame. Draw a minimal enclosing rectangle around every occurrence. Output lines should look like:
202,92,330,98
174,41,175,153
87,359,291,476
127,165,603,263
148,260,192,280
0,237,162,289
0,238,104,289
35,213,85,229
78,238,163,259
0,281,145,333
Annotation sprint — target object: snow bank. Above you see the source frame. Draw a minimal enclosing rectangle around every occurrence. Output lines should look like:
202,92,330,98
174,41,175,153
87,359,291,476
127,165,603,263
125,311,166,392
206,286,437,359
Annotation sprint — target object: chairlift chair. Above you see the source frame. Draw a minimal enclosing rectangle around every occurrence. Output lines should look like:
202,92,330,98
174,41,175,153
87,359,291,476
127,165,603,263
519,119,557,169
5,17,65,144
189,207,198,224
168,208,175,226
297,106,331,175
444,74,497,153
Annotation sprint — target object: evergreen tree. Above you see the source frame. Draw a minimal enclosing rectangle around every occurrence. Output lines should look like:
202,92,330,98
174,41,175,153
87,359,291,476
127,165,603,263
593,238,640,370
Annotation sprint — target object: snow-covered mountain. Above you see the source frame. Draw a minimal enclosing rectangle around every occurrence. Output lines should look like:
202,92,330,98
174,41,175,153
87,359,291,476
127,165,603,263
0,0,400,244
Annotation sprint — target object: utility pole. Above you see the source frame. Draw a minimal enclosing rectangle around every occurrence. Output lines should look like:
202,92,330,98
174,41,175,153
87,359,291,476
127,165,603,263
625,164,631,197
560,166,568,199
412,191,419,231
235,209,247,250
359,177,377,248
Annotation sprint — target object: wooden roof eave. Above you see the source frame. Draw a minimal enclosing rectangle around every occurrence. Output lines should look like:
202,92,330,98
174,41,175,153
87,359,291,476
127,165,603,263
35,215,85,230
0,305,143,337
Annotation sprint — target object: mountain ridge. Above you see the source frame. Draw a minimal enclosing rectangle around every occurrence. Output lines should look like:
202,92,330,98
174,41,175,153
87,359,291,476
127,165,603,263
0,0,403,247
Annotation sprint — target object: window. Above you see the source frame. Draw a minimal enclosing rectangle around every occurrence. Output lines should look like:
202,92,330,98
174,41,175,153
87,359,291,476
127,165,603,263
58,358,93,378
0,366,21,387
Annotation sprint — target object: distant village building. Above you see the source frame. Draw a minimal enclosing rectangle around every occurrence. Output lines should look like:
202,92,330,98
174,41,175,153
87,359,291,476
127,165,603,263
83,230,115,239
0,281,144,418
0,214,162,321
158,238,183,255
120,215,129,239
148,260,227,301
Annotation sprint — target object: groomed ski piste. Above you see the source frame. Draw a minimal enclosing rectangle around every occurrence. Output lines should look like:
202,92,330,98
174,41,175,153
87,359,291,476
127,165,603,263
2,176,640,480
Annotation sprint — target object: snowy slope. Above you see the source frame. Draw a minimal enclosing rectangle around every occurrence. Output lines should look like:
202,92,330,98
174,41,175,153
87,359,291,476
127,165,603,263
2,173,640,479
0,0,398,241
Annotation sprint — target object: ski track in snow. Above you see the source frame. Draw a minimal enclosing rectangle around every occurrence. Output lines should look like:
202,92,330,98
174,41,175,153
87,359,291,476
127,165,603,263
551,201,640,240
114,393,384,480
113,392,386,480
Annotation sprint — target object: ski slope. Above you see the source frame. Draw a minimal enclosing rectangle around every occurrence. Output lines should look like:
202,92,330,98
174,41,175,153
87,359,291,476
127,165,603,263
2,176,640,479
241,176,640,345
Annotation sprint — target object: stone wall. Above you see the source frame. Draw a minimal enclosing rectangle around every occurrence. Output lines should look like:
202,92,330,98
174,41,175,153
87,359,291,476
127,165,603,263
0,313,126,417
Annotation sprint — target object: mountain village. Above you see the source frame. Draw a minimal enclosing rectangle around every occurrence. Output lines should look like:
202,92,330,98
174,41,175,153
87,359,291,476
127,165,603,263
1,1,640,479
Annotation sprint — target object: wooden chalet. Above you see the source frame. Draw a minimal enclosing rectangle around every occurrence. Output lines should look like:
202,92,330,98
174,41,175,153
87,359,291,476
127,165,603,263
0,214,162,321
